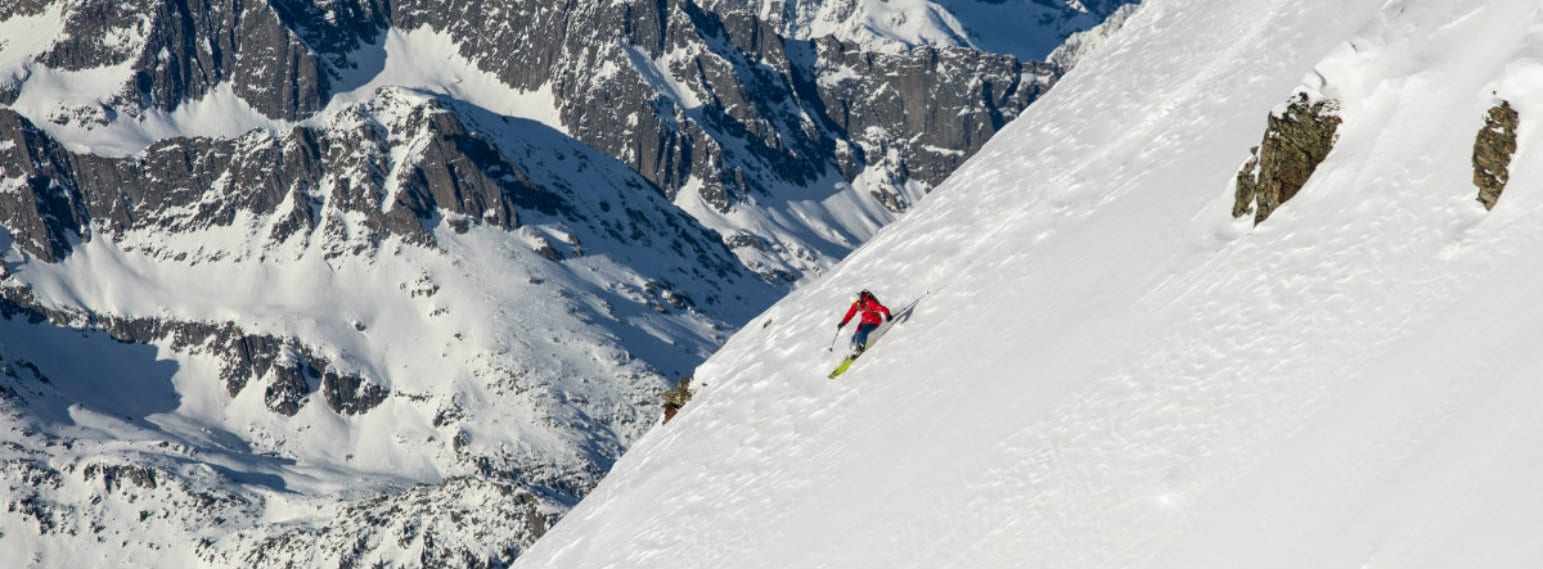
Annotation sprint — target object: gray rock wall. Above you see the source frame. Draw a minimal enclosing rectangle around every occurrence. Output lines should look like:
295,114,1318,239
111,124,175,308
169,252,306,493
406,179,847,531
5,0,1048,227
0,100,575,262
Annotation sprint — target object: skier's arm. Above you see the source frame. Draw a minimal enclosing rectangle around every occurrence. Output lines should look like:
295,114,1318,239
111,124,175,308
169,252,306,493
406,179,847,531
878,303,892,321
838,303,858,327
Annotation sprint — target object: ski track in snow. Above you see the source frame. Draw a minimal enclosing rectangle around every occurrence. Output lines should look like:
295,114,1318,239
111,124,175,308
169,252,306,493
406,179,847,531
514,0,1543,568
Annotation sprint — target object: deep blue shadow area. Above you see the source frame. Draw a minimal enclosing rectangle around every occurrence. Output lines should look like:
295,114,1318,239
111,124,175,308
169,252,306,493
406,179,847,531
0,309,181,428
0,306,304,494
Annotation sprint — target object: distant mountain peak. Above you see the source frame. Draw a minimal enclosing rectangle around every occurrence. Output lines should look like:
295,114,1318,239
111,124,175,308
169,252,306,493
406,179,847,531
705,0,1141,60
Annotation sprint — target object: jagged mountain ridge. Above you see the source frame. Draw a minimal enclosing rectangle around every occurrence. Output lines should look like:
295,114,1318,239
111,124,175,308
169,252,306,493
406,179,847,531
1,0,1052,280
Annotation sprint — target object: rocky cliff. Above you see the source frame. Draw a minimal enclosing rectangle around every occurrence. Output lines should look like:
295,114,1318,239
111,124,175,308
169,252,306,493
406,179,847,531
2,0,1054,279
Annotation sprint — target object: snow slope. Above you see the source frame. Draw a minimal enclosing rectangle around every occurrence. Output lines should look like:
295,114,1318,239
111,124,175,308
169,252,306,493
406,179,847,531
513,0,1543,567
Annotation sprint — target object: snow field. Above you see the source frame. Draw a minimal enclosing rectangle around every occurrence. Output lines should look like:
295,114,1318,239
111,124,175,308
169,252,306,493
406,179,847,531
0,179,758,564
0,82,779,566
513,0,1543,567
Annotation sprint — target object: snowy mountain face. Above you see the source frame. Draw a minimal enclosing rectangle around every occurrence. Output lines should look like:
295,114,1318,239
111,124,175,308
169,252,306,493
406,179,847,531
512,0,1543,567
0,85,773,566
0,0,1124,567
707,0,1141,61
0,0,1053,282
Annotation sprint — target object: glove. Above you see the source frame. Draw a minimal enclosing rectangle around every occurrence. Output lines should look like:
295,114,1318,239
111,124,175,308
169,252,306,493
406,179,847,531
836,322,845,330
885,315,892,322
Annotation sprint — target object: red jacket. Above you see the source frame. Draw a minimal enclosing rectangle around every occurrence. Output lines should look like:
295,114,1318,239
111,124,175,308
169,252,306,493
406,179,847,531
840,297,891,327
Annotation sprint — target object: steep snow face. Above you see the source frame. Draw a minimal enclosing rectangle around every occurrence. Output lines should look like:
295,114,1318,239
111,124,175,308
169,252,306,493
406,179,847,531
513,0,1543,567
711,0,1140,60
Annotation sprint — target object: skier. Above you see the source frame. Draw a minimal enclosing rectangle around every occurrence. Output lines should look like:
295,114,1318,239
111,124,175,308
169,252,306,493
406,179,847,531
836,289,892,356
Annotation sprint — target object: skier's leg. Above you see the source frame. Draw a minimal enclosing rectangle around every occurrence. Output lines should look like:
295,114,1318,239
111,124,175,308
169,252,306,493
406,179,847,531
851,323,876,354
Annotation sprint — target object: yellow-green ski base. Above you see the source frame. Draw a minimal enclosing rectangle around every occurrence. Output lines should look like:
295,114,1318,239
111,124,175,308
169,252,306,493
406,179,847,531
828,358,855,379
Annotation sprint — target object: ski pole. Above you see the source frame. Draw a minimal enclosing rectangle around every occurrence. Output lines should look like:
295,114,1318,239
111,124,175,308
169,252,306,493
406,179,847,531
828,327,841,352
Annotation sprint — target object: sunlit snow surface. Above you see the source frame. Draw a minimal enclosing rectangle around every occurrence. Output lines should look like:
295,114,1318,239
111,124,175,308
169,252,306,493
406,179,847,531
515,0,1543,567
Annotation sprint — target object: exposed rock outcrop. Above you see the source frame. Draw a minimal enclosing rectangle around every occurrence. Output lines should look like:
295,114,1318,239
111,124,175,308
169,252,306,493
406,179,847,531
1473,100,1519,211
1233,93,1342,225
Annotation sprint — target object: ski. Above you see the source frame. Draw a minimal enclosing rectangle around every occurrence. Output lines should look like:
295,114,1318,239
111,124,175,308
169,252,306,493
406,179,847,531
828,340,872,379
828,357,855,379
